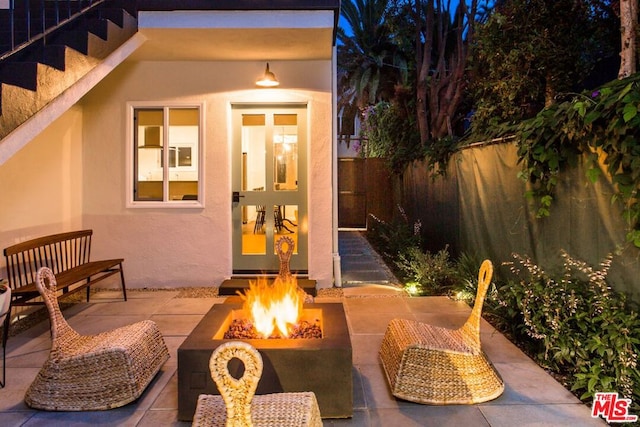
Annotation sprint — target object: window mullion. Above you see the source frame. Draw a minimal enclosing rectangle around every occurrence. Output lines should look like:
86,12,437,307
163,107,170,202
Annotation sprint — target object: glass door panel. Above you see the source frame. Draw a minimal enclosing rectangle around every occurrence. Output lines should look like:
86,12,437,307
242,202,267,255
274,204,298,254
273,114,298,191
240,114,267,256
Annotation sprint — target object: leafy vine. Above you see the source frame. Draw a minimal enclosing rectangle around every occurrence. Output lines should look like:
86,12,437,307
509,74,640,247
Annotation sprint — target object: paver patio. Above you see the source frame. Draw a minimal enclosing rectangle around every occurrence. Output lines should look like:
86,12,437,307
0,284,604,426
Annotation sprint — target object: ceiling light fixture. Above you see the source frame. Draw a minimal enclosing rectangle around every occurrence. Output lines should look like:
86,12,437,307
256,63,279,87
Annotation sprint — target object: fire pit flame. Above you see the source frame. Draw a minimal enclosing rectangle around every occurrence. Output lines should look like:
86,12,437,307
239,276,307,338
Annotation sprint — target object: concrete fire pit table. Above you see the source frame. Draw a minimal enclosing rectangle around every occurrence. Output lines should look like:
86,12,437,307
178,302,353,421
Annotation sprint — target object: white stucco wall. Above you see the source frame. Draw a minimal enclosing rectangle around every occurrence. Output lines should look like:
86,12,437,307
79,60,334,288
0,106,84,264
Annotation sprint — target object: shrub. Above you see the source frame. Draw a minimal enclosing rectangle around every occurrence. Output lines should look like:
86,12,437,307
504,251,640,407
365,206,422,268
395,246,458,296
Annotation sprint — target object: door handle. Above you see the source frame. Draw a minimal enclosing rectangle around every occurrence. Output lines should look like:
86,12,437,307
232,191,245,203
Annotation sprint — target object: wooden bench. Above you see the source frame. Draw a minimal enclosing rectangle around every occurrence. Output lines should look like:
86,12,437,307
3,230,126,310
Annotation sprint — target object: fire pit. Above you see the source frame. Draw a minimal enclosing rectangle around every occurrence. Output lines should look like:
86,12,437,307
177,301,353,421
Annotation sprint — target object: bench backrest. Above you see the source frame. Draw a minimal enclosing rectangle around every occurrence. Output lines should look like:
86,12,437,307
3,230,93,290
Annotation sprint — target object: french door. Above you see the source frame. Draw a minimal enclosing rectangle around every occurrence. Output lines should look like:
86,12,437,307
231,104,308,273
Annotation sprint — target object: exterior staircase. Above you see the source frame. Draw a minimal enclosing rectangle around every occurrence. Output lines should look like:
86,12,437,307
0,0,138,141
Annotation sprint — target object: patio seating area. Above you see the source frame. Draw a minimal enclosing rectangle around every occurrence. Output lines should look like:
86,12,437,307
0,232,604,426
0,286,604,426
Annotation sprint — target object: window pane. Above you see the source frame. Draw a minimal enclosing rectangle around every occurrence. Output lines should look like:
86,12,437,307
135,109,163,201
133,107,201,203
168,108,199,200
273,114,298,191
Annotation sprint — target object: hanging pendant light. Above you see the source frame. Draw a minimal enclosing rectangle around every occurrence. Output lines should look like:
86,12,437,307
256,63,279,87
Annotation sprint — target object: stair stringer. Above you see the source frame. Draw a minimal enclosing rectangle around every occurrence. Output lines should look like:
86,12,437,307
0,11,138,141
0,48,100,140
0,32,147,165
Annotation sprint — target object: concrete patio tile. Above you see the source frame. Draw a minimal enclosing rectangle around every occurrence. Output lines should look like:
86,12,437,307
162,335,186,367
489,361,579,405
0,412,37,426
480,403,606,426
137,409,190,427
20,405,144,427
66,314,150,335
8,317,50,339
357,364,415,410
79,297,173,316
5,344,49,369
351,366,367,410
132,365,177,412
344,296,409,313
85,289,129,301
150,372,178,410
0,367,40,411
154,297,218,315
6,331,49,353
405,295,472,313
58,301,94,317
481,330,532,363
347,311,414,335
351,333,384,365
150,314,206,336
323,409,370,426
370,405,491,427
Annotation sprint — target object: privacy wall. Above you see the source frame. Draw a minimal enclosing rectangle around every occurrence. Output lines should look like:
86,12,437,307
400,141,640,300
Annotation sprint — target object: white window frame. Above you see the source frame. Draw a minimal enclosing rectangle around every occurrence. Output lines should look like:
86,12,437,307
126,101,205,208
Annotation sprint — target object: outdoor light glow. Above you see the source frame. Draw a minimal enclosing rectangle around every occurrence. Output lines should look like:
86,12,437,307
256,63,279,87
405,282,419,295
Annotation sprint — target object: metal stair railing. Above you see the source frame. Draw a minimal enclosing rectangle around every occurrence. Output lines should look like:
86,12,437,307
1,0,110,62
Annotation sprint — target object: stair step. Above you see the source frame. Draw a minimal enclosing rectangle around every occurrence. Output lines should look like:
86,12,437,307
0,61,38,91
219,278,318,297
0,1,138,140
56,14,110,41
2,39,68,69
95,7,130,28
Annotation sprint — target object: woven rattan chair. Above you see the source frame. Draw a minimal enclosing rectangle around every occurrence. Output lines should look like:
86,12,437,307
192,341,323,427
379,259,504,405
25,267,170,411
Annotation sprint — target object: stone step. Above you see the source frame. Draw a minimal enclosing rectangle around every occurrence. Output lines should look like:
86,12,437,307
219,278,317,297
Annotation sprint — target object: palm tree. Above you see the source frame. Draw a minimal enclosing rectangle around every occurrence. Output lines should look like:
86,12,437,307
337,0,408,139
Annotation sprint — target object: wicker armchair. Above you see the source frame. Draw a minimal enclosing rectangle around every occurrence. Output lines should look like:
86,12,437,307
25,267,169,411
192,341,323,427
379,259,504,405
